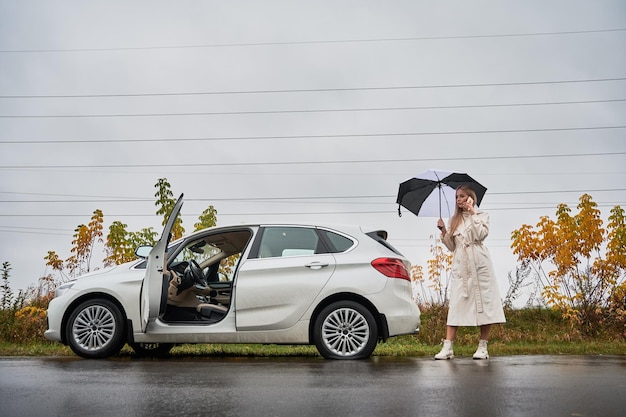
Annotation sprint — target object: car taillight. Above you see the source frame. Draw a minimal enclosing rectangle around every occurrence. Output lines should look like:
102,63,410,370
371,258,411,281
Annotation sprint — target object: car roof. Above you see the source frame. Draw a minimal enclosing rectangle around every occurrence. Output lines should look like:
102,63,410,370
172,222,386,244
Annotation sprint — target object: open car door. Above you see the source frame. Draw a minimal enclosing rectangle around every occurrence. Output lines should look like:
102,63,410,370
140,194,184,332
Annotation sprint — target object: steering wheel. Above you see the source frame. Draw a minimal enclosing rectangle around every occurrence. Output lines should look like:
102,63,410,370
187,259,208,287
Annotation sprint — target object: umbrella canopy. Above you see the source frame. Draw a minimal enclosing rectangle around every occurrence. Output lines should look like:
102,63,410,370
396,169,487,218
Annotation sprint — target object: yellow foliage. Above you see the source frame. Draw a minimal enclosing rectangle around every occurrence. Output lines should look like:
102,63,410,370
510,194,626,335
12,306,48,343
410,264,424,283
15,306,46,321
411,237,452,306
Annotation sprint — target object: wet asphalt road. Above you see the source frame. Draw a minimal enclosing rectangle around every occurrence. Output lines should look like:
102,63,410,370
1,355,625,417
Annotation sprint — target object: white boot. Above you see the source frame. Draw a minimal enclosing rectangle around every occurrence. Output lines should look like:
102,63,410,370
473,339,489,360
434,340,454,360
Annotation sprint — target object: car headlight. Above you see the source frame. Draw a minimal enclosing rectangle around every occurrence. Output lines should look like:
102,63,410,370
55,282,75,298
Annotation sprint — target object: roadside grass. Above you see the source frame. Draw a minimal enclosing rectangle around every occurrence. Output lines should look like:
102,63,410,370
1,308,624,358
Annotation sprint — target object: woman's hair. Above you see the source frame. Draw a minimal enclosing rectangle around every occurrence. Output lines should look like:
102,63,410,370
448,185,478,234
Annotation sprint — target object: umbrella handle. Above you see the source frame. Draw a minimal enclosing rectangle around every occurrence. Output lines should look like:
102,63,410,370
438,184,442,218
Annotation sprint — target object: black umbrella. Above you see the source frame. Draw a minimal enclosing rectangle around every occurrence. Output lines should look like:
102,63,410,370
397,169,487,218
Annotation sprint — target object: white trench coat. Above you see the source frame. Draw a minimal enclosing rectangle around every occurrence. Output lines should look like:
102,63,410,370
442,211,506,326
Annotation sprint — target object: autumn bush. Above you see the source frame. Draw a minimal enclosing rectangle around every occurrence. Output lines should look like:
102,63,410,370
0,267,54,343
1,302,52,344
511,194,626,337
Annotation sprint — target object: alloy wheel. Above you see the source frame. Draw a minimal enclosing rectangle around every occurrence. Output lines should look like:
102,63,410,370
71,304,117,351
321,307,371,357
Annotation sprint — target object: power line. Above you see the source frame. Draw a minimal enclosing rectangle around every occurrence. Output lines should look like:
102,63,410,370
2,188,624,203
0,228,71,236
0,190,623,209
0,225,71,232
1,202,623,219
1,125,625,145
0,191,147,200
1,28,624,54
0,188,625,204
2,98,624,119
1,77,625,99
1,150,625,169
0,225,72,236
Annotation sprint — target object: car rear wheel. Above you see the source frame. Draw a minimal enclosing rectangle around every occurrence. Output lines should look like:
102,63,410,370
65,298,125,359
313,301,378,360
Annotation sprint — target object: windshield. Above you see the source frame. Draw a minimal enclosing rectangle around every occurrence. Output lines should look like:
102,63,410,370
169,229,252,282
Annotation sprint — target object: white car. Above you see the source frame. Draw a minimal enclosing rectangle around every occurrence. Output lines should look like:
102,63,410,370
45,195,420,360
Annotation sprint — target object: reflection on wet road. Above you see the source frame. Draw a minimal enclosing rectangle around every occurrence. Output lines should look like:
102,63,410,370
1,355,625,417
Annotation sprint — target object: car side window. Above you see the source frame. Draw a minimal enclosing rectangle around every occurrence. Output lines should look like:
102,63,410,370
257,227,327,258
318,230,355,253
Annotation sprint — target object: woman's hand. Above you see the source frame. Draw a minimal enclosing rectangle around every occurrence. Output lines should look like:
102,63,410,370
464,197,476,214
437,218,446,234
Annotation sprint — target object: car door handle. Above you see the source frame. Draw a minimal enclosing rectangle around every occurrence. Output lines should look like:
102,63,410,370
305,261,330,270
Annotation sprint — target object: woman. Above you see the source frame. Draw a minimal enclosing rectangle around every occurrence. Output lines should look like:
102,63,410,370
434,185,505,360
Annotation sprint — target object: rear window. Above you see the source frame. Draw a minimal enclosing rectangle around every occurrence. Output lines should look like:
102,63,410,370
366,231,403,256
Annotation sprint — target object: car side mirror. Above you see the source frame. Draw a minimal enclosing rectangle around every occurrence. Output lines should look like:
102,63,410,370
135,246,152,259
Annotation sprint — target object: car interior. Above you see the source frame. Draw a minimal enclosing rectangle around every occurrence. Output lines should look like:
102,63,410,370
161,229,252,323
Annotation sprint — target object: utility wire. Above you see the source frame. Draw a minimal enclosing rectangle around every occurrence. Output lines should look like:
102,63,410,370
1,28,624,54
0,188,625,204
0,228,72,236
1,149,625,169
1,98,624,119
3,188,624,202
1,125,625,145
1,203,623,219
1,77,624,99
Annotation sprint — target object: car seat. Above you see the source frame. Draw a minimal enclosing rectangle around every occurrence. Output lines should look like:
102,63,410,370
166,273,228,322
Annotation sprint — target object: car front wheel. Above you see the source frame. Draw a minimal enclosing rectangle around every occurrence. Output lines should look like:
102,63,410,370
65,298,126,359
313,301,378,360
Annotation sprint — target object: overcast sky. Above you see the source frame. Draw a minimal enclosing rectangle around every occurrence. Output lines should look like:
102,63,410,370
1,1,625,305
